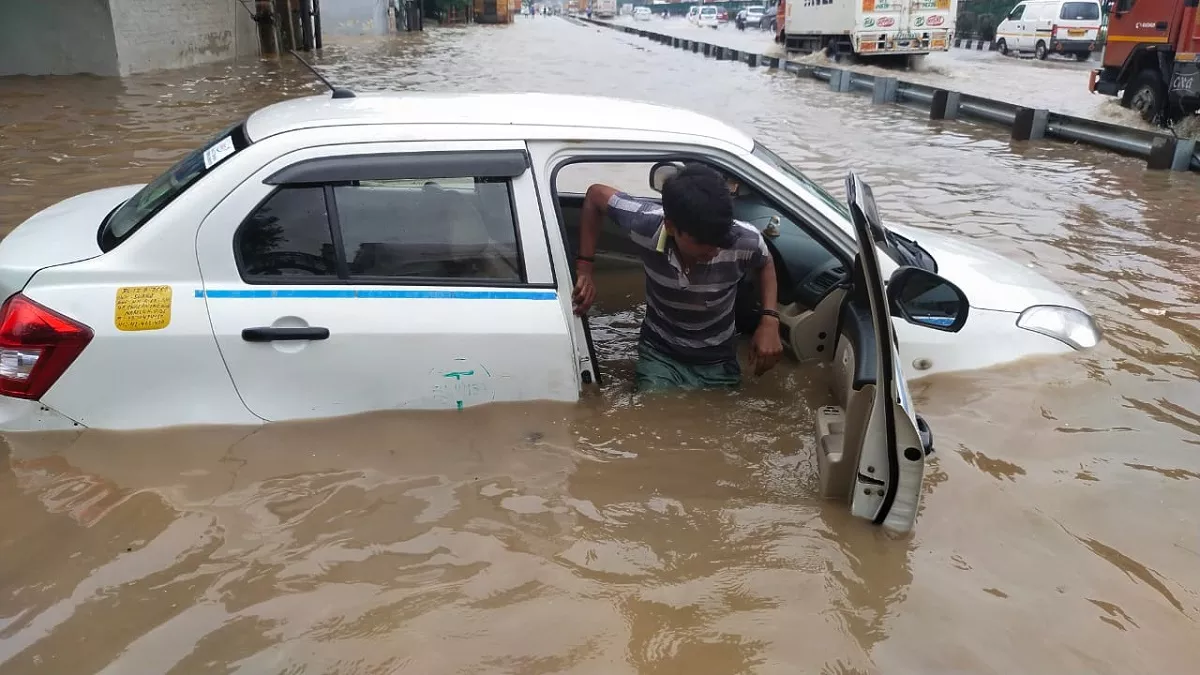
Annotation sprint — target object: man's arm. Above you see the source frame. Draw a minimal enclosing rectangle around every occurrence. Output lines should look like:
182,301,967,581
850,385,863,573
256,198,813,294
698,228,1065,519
572,184,618,316
577,184,619,264
573,185,663,316
748,232,783,375
758,256,779,316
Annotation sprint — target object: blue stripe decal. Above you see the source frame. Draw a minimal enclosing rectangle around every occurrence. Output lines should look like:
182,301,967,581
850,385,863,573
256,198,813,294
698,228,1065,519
195,289,558,300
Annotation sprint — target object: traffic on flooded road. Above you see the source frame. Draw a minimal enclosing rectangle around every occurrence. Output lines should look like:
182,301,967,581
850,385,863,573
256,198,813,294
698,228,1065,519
597,13,1159,126
1,14,1198,675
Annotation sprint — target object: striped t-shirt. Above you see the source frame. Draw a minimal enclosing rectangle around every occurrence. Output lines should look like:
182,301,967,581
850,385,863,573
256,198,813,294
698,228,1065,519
606,191,770,365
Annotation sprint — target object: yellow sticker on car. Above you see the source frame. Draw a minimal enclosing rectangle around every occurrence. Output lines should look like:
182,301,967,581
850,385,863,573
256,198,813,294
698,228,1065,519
114,285,172,331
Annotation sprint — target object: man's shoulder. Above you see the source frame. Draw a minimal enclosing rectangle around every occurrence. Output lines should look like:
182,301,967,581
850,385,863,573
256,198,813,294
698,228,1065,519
728,219,767,249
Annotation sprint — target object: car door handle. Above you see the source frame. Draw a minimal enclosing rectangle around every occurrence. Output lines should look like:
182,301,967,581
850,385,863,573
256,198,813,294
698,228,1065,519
241,326,330,342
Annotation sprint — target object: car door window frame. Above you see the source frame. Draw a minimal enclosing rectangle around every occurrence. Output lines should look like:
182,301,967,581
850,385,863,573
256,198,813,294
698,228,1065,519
233,149,541,288
544,149,855,275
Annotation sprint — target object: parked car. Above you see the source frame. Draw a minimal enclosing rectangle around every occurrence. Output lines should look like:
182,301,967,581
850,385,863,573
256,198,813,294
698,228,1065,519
995,0,1102,61
743,4,765,25
696,5,720,27
0,91,1101,532
633,5,652,20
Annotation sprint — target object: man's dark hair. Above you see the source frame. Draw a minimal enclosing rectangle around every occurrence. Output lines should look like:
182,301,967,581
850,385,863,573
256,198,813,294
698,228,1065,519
660,163,734,248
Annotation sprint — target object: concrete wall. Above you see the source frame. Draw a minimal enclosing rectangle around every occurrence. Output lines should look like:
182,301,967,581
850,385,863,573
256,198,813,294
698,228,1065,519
320,0,389,35
0,0,121,76
0,0,259,76
108,0,260,75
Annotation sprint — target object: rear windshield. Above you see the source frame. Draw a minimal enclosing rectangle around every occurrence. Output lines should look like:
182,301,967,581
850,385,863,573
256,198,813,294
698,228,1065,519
1059,2,1099,19
99,120,250,252
701,7,717,14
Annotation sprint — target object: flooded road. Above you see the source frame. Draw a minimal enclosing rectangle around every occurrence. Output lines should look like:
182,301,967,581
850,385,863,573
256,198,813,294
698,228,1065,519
3,16,1200,674
606,15,1153,127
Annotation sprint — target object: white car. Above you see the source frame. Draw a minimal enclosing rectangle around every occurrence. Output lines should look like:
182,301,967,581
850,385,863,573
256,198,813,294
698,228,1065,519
633,5,652,20
0,92,1098,531
694,5,720,27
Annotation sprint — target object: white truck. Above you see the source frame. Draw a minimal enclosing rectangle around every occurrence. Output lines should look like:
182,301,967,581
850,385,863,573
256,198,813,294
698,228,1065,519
778,0,957,58
592,0,618,18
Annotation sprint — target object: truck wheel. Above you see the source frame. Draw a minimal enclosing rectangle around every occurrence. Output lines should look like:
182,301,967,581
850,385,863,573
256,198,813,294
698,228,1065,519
1035,40,1048,60
996,38,1008,56
1122,69,1166,124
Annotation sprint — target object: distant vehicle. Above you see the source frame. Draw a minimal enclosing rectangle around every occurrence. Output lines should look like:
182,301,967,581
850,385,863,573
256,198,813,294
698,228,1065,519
716,6,729,21
995,0,1101,61
743,4,765,25
686,5,700,22
1089,0,1196,124
777,0,957,58
633,5,652,20
593,0,617,17
696,5,720,26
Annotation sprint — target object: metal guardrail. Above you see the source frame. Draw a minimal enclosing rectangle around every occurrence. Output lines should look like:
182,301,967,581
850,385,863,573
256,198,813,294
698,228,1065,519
577,17,1200,173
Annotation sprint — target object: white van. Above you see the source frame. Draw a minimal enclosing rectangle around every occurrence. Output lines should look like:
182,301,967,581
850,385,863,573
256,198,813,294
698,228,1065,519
994,0,1102,61
633,5,652,20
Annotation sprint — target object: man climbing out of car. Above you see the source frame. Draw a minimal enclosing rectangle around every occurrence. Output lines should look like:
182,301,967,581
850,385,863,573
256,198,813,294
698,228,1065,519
572,163,784,391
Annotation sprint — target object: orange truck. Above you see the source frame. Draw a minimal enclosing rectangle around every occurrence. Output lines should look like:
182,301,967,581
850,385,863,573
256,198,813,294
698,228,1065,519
1089,0,1200,124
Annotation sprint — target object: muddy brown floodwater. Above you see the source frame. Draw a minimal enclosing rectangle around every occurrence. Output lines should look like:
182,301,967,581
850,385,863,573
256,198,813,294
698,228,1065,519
2,16,1200,675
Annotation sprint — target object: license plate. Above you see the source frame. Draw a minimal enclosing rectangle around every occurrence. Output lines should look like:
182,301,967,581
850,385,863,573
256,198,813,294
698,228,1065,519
931,38,947,48
1067,28,1086,36
860,41,878,51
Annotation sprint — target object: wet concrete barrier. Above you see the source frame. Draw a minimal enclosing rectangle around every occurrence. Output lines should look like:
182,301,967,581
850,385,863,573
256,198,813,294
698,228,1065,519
577,17,1197,173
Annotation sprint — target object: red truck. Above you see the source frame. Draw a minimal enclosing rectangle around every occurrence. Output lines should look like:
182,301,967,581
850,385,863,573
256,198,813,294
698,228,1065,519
1089,0,1200,124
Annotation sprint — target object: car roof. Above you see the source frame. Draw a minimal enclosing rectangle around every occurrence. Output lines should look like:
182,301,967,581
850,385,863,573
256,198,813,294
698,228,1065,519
244,92,756,151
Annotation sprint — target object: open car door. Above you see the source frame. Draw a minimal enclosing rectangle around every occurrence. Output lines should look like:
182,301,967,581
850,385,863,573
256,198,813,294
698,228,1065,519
818,172,970,534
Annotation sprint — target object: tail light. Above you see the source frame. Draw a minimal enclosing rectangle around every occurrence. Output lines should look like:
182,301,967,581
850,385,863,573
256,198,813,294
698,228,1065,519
0,294,93,400
1052,23,1059,37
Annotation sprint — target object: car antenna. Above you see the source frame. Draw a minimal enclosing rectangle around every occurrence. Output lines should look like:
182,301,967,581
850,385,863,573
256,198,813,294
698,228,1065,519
287,49,356,99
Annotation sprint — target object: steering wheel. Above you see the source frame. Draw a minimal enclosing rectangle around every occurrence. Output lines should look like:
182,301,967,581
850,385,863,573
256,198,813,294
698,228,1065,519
246,251,336,276
792,258,847,309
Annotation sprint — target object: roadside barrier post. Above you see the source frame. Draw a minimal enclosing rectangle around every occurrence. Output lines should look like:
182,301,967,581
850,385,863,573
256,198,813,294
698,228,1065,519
829,69,852,93
873,77,899,104
1172,139,1196,171
1012,108,1049,141
747,53,759,67
1147,136,1176,170
930,89,961,120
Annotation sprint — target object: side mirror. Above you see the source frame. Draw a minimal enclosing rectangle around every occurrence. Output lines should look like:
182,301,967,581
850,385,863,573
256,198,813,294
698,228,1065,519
649,161,682,193
886,266,970,333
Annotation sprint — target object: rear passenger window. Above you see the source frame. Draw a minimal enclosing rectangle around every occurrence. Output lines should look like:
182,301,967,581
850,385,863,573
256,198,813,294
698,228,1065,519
235,176,524,284
239,187,338,278
333,177,522,282
1059,1,1099,19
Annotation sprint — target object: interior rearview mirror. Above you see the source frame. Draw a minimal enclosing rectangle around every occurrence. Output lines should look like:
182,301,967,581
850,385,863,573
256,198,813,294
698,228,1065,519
886,266,970,333
649,161,682,193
